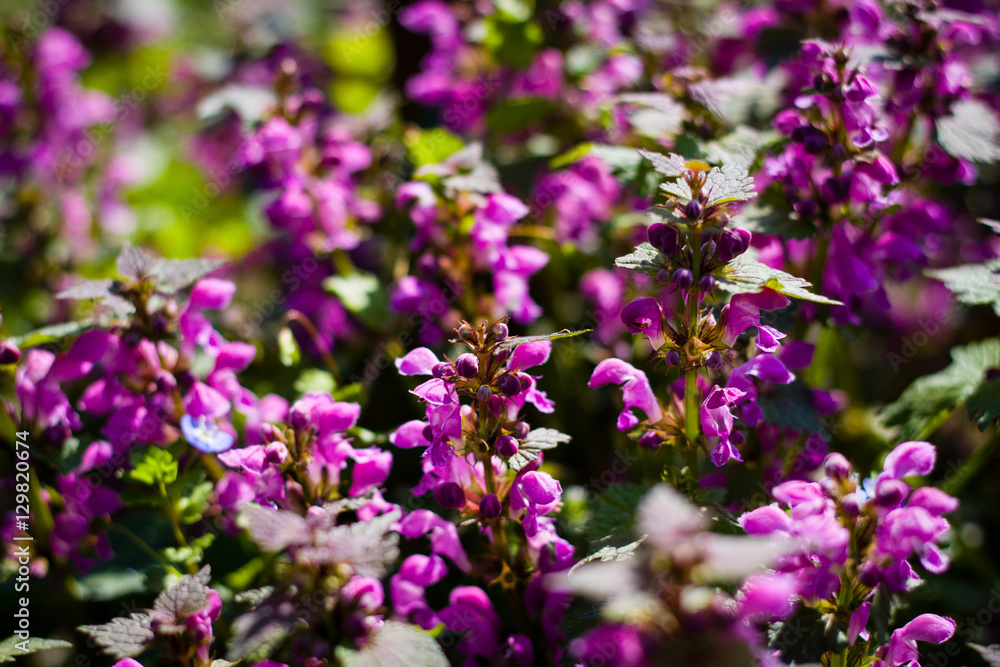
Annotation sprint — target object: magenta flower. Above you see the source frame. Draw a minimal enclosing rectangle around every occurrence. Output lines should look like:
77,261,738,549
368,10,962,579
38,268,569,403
589,359,663,431
878,614,956,666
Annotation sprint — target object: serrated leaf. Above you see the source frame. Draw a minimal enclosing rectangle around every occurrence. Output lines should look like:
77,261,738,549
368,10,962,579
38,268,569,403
153,565,211,621
336,621,448,667
496,329,591,351
967,379,1000,431
740,202,816,240
78,613,155,659
586,483,651,543
704,127,781,170
57,279,135,317
971,643,1000,666
0,636,72,663
117,244,157,279
569,537,645,575
301,510,401,577
926,258,1000,316
720,254,842,304
638,149,686,178
705,163,757,205
614,242,666,277
757,380,827,435
239,505,310,552
10,319,95,348
508,428,571,471
150,258,226,292
235,586,274,606
226,590,310,662
129,447,178,486
688,71,783,125
936,99,1000,163
883,338,1000,439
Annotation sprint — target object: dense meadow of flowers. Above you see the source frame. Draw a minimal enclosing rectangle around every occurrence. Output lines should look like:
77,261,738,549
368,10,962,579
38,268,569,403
2,0,1000,665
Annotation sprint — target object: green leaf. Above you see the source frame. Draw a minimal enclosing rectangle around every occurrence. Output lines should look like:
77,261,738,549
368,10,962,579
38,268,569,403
705,162,757,205
569,537,645,574
0,636,72,663
197,84,276,126
703,127,782,170
883,338,1000,439
324,273,389,326
586,483,651,543
152,565,212,620
150,257,226,293
486,98,553,134
508,428,571,471
74,569,147,601
720,254,843,305
757,379,828,435
57,279,135,317
637,149,687,178
177,480,214,524
614,242,666,277
925,258,1000,316
404,128,464,168
967,379,1000,431
10,319,95,348
336,621,448,667
936,99,1000,163
278,327,300,367
116,243,157,280
740,200,817,240
78,613,155,659
496,329,591,351
295,368,337,396
129,447,178,486
484,17,542,69
494,0,534,22
549,142,594,170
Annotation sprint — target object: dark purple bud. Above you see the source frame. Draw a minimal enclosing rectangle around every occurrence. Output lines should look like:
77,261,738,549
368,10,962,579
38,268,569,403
840,492,862,516
716,228,752,263
290,406,310,431
176,370,196,391
829,143,847,162
803,134,828,154
858,561,880,587
492,322,509,341
512,421,530,439
480,493,501,519
673,268,693,290
422,425,434,442
432,362,457,378
458,323,475,340
699,275,715,292
638,431,663,450
648,223,679,254
0,340,21,365
496,434,519,457
795,199,819,218
621,297,662,334
476,385,492,402
517,373,532,392
455,353,479,379
664,349,681,367
822,176,851,204
494,349,511,363
656,269,672,284
260,423,280,443
730,430,745,445
716,213,730,226
684,200,702,220
874,479,908,508
434,482,466,509
43,424,70,445
497,374,522,397
823,452,852,479
701,239,717,259
705,351,723,369
151,313,169,336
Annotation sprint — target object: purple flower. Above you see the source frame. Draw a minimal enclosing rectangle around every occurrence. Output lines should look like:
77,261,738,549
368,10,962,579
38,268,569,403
879,614,956,666
181,414,235,453
722,289,790,352
620,297,663,335
589,359,663,431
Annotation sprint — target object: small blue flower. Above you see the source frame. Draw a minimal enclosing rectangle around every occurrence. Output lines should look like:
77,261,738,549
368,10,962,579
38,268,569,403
180,414,234,453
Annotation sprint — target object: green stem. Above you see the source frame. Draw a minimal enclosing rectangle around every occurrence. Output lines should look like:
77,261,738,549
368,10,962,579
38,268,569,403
942,429,1000,496
109,524,180,575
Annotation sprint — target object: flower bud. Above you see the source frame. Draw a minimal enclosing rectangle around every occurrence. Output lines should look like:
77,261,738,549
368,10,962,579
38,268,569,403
432,362,457,378
480,493,501,519
517,373,532,392
716,213,730,226
458,323,476,341
422,425,434,442
455,353,479,379
715,229,751,263
684,200,702,220
699,275,715,292
434,482,466,509
648,223,679,254
476,385,493,402
673,268,693,290
705,351,723,369
874,479,908,508
497,374,522,397
730,430,745,445
0,340,22,365
492,322,509,341
823,452,852,479
512,421,530,439
496,434,519,457
638,431,663,450
290,407,310,431
664,349,682,367
621,297,662,334
656,269,672,284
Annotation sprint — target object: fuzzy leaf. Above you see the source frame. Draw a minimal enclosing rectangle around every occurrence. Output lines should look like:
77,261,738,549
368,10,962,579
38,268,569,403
0,636,72,663
336,621,449,667
150,258,226,292
197,84,276,125
153,566,212,621
720,255,842,304
705,163,757,205
704,127,781,170
10,319,95,348
301,510,401,577
78,613,155,659
116,244,157,279
129,447,178,486
569,537,645,575
967,379,1000,431
57,279,135,317
240,505,310,552
226,590,310,662
883,338,1000,438
586,483,652,543
757,380,828,435
496,329,591,351
925,258,1000,316
614,242,666,277
235,587,274,606
508,428,572,471
936,99,1000,163
688,72,783,125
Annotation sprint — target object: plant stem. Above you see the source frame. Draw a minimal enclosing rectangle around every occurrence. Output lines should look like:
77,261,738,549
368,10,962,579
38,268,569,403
283,310,343,385
684,369,700,454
